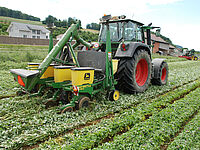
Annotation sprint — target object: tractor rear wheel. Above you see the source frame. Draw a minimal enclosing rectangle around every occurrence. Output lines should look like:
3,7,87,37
116,49,152,93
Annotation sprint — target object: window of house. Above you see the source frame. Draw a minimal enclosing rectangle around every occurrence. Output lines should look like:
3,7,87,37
32,30,36,34
23,35,27,38
32,36,36,38
37,36,40,39
46,36,48,39
37,30,40,34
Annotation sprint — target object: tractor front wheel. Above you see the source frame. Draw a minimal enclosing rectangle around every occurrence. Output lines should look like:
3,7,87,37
116,49,152,93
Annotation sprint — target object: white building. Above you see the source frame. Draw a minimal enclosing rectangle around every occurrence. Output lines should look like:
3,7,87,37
7,22,50,39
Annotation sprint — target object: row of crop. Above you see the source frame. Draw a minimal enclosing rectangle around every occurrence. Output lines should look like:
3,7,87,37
167,112,200,149
95,87,200,149
35,79,200,149
1,61,200,149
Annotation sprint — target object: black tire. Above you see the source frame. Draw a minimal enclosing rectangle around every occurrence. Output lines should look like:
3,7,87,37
116,49,152,93
194,56,198,61
151,62,168,85
75,96,90,110
108,90,120,101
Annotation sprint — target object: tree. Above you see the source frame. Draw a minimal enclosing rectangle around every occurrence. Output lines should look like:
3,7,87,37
44,15,57,27
86,23,100,30
67,17,76,27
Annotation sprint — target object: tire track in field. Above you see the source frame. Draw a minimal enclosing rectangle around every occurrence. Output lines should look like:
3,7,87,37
22,79,200,150
160,110,199,150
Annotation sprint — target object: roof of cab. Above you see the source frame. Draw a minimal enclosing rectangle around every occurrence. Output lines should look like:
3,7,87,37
100,19,144,26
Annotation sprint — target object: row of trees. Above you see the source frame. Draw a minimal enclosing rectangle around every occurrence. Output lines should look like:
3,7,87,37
43,15,100,31
86,23,100,30
42,15,80,28
0,7,40,21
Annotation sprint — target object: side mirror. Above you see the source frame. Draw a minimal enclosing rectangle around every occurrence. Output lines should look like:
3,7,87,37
156,29,161,36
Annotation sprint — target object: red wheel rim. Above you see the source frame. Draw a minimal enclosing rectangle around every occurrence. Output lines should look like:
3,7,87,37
135,59,148,86
161,67,167,81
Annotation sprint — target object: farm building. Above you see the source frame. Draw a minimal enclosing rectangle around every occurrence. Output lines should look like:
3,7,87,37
7,22,50,39
151,33,170,55
145,32,170,55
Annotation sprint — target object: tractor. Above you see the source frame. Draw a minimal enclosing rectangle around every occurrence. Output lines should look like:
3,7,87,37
10,15,168,113
179,48,198,60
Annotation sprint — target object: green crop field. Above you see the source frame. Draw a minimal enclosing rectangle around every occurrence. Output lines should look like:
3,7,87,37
0,44,199,150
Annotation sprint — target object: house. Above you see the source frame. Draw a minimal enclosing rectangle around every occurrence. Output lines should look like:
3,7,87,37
7,22,50,39
150,34,169,55
145,32,170,55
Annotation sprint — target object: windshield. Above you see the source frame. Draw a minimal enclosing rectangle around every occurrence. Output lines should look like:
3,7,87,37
99,22,123,42
99,21,142,42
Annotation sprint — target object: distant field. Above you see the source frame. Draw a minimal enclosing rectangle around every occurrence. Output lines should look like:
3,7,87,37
0,16,45,26
81,28,99,33
0,44,48,63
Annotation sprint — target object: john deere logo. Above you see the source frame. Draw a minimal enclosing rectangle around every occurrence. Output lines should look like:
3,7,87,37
84,73,90,80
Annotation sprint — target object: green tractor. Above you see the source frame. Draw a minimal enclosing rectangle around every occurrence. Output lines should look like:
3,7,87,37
10,15,168,112
179,48,198,60
90,15,168,93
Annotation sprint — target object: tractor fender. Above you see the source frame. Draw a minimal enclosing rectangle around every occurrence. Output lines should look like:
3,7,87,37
152,58,166,78
114,42,151,58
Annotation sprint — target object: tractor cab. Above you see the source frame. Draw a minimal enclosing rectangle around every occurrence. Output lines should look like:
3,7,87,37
99,17,145,51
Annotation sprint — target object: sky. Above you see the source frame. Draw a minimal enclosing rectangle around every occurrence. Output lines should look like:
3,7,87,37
0,0,200,51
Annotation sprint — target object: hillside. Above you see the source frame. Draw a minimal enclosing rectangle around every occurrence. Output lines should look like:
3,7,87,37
0,6,40,21
0,16,45,26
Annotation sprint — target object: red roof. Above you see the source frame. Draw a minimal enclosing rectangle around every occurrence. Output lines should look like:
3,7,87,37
145,32,168,44
150,34,168,44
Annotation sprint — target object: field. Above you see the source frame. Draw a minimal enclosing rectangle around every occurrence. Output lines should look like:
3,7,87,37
0,44,200,150
0,16,44,26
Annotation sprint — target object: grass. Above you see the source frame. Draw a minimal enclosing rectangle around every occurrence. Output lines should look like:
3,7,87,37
0,44,48,51
0,16,45,26
152,53,187,62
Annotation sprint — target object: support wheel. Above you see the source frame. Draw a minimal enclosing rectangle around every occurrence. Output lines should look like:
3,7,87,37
152,61,168,85
108,90,120,101
61,106,73,113
75,96,90,110
116,49,152,93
